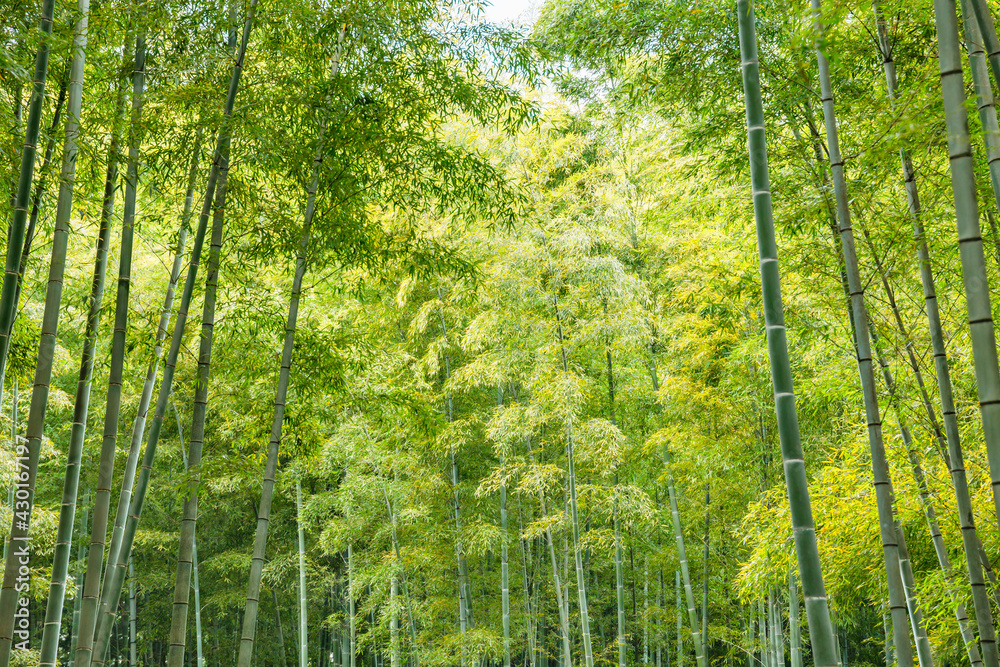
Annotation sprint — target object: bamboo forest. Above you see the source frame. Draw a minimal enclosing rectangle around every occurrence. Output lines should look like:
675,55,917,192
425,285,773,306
13,0,1000,666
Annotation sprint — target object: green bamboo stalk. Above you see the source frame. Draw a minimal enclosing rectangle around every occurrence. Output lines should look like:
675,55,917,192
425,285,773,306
701,487,708,657
808,1,912,662
868,315,982,667
969,0,1000,90
0,0,55,411
542,258,594,667
87,4,257,660
896,526,933,667
0,0,86,660
39,7,117,662
607,341,626,667
166,132,229,667
616,488,626,667
273,588,288,667
298,479,309,667
644,558,650,665
788,573,800,667
934,0,1000,550
534,455,572,666
871,2,1000,662
736,4,839,667
962,0,1000,218
437,288,471,666
129,559,136,667
77,135,196,667
391,576,400,667
237,28,345,662
677,572,683,667
666,465,705,667
348,543,356,667
69,492,89,658
3,69,70,370
499,389,511,667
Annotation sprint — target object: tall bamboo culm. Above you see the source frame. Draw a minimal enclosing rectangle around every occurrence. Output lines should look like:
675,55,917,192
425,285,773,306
736,3,838,666
0,0,87,661
237,26,345,663
937,0,1000,541
808,0,912,662
0,0,55,419
165,129,231,667
87,4,258,661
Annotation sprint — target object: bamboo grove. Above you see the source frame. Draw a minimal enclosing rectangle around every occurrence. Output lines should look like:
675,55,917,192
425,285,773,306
14,0,1000,665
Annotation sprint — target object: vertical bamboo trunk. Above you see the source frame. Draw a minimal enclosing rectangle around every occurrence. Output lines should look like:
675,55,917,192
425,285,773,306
676,572,683,667
788,573,801,667
666,467,705,667
166,133,229,667
86,26,149,665
522,424,572,666
809,1,912,662
298,480,309,667
962,0,1000,220
736,4,839,666
391,577,400,667
237,28,344,661
80,201,189,667
38,3,103,660
0,1,86,661
88,6,258,662
598,328,626,667
644,559,650,666
437,288,471,665
500,389,511,667
868,320,982,666
871,1,1000,662
518,503,536,667
70,493,89,658
540,262,595,667
7,70,69,356
348,544,356,667
129,559,136,667
701,487,708,658
896,527,933,667
616,492,626,667
0,0,55,409
273,588,288,667
380,479,419,666
193,537,203,667
87,130,199,667
935,0,1000,545
970,0,1000,89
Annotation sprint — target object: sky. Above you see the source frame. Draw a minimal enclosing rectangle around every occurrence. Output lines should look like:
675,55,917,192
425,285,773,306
483,0,538,26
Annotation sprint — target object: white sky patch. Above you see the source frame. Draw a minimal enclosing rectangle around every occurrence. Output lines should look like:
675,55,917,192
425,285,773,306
484,0,539,26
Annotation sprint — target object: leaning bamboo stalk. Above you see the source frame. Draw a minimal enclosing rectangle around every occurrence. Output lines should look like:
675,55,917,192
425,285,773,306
809,0,912,661
0,0,55,410
128,559,136,667
869,319,982,666
736,3,838,666
871,3,1000,662
962,0,1000,217
0,1,87,660
77,133,196,667
237,27,345,662
896,526,933,667
39,8,110,663
935,0,1000,546
166,134,230,666
88,4,258,661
